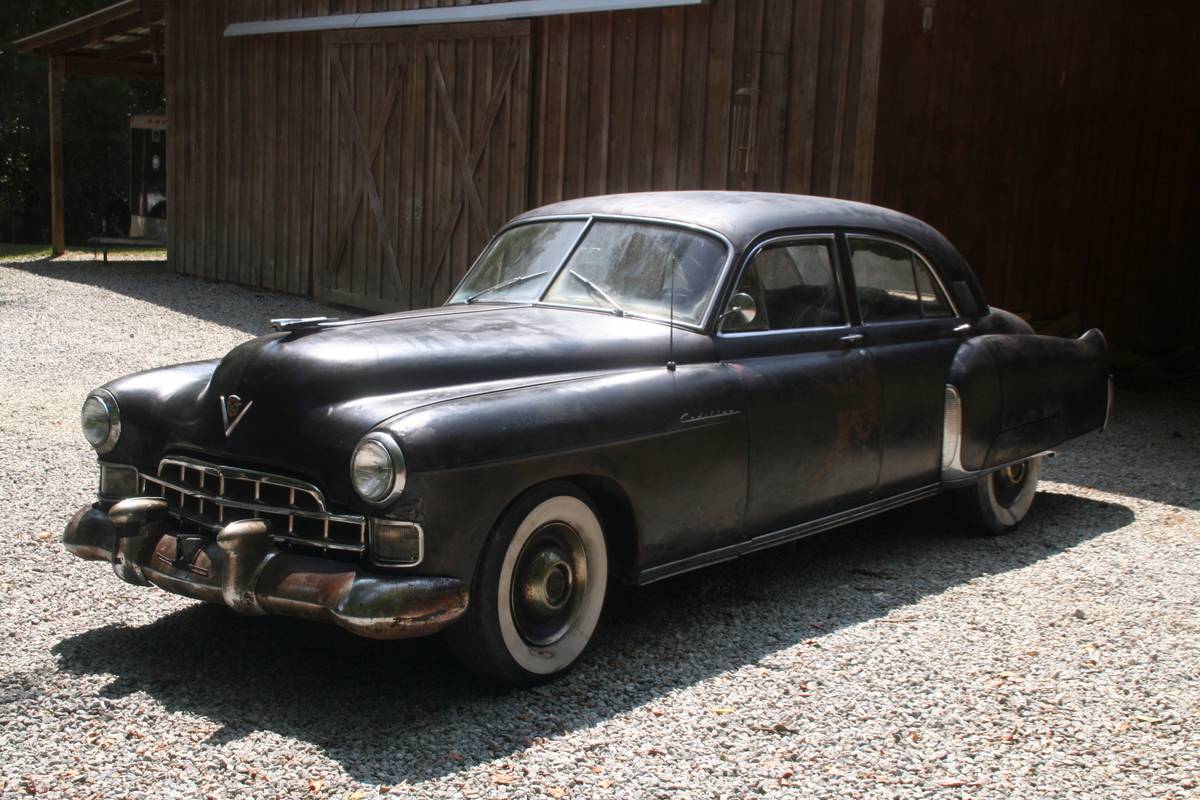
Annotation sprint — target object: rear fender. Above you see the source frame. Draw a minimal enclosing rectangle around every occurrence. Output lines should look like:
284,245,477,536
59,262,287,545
948,329,1109,473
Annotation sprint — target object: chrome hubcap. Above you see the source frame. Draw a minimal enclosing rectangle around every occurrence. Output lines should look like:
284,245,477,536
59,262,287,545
993,461,1029,507
511,522,587,647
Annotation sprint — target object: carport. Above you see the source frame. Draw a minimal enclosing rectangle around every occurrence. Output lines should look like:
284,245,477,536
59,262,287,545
14,0,166,256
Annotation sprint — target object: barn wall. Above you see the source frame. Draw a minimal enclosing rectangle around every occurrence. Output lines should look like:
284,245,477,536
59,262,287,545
872,0,1200,354
529,0,884,204
166,0,884,310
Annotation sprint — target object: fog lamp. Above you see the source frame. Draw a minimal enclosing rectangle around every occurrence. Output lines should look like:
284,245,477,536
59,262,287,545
99,464,140,500
371,520,424,566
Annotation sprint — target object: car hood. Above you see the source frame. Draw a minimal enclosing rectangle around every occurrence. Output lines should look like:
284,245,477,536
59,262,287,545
106,304,686,502
213,304,672,406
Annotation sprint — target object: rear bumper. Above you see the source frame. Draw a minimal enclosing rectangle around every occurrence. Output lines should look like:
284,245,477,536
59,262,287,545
64,498,468,639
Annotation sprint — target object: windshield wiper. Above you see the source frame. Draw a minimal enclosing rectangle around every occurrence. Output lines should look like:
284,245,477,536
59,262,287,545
465,270,548,303
566,270,626,316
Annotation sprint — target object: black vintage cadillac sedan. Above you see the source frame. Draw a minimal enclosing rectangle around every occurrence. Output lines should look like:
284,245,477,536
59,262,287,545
65,192,1111,684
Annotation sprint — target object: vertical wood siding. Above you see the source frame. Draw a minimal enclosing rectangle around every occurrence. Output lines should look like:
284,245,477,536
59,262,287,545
167,0,884,310
872,0,1200,354
531,0,884,205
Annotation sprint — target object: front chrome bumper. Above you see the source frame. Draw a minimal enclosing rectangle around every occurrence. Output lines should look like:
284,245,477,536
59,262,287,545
63,498,467,639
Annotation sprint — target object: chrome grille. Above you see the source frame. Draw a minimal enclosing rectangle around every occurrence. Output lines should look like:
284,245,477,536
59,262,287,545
140,456,366,553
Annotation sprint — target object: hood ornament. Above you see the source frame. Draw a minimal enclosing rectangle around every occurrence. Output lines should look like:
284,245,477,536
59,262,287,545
271,316,336,333
220,394,253,437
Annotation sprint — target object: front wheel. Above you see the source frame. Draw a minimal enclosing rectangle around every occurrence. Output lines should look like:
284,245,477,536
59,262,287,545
447,483,608,686
959,456,1042,536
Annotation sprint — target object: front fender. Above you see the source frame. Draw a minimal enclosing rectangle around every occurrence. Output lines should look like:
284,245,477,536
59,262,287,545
379,365,748,580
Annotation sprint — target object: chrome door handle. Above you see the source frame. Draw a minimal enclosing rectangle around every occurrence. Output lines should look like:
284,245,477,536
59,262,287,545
840,333,865,344
953,323,972,333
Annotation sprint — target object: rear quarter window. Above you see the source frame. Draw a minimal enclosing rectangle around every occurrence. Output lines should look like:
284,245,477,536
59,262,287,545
848,237,953,323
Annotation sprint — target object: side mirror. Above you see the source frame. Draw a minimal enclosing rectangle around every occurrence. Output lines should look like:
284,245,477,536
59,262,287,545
719,292,758,329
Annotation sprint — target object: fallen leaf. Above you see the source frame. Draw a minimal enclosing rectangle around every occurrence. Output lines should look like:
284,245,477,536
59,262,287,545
546,787,568,798
590,766,603,774
1134,716,1165,724
599,780,614,789
346,792,365,800
307,779,325,795
491,772,521,785
712,707,736,715
378,788,391,795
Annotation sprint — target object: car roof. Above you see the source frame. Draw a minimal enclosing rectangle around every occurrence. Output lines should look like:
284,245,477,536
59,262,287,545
514,191,988,313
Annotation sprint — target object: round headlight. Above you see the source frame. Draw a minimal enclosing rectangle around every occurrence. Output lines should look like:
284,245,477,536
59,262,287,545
351,433,406,504
81,390,120,453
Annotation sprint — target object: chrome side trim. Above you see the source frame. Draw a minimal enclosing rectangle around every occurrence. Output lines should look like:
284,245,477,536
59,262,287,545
1101,374,1115,432
636,483,940,585
940,450,1056,489
941,385,967,479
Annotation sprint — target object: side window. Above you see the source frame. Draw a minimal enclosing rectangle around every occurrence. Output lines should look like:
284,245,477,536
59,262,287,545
848,238,953,323
724,239,844,332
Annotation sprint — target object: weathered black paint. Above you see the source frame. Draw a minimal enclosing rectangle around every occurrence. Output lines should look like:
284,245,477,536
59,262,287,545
89,192,1108,597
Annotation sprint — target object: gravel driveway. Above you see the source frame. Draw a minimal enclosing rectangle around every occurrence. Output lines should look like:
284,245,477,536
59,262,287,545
1,257,1197,799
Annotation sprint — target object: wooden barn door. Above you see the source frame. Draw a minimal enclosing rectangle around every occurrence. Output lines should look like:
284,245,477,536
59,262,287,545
317,23,531,311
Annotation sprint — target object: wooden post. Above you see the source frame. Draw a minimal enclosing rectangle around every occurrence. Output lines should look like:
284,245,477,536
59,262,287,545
48,57,65,256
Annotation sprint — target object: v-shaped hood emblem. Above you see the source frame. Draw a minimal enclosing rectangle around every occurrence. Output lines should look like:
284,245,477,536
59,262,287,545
219,394,253,437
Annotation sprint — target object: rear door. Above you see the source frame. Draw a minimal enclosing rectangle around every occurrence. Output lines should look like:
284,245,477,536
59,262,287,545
842,234,967,495
714,234,882,536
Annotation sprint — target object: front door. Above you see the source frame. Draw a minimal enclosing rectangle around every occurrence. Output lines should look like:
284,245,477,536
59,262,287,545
318,23,531,312
714,234,882,536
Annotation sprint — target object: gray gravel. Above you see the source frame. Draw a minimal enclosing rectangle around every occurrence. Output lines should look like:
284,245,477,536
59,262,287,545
1,256,1198,799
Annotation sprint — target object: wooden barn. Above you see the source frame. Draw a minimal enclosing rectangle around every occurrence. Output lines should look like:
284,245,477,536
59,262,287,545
18,0,1200,354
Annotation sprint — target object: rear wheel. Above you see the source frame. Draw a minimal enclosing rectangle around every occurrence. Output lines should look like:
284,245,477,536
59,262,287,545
447,483,607,686
960,456,1041,536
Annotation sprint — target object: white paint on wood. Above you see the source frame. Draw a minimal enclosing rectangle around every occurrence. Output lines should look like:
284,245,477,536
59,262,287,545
224,0,707,38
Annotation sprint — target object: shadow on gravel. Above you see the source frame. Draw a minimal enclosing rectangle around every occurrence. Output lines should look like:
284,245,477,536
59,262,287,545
52,491,1132,787
5,259,356,336
1052,380,1200,510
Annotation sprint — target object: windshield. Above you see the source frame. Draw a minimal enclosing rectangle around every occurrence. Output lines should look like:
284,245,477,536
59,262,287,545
450,220,586,304
448,219,728,326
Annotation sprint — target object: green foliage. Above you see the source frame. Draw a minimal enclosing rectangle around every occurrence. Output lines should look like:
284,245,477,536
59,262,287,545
0,0,165,244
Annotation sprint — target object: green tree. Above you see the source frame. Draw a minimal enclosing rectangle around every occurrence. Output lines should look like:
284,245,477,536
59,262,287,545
0,0,164,244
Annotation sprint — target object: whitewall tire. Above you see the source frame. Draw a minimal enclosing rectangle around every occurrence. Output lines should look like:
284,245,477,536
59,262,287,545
963,456,1041,536
447,483,608,685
